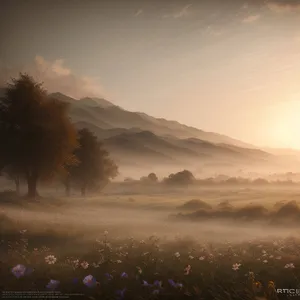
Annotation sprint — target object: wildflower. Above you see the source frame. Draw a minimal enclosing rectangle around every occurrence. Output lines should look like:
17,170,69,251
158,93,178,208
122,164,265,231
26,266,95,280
188,255,194,260
268,280,275,287
262,250,267,254
140,240,145,244
284,263,295,269
73,259,79,268
177,283,183,289
269,255,274,258
121,272,128,278
199,256,205,261
174,252,180,258
116,288,126,300
116,260,122,264
232,263,241,271
153,280,162,288
136,266,142,274
46,279,60,290
92,262,100,268
83,275,97,288
11,264,26,278
81,261,89,269
184,264,192,275
263,260,268,263
45,255,57,264
153,289,160,295
20,229,27,234
168,279,177,287
142,280,152,287
253,281,262,292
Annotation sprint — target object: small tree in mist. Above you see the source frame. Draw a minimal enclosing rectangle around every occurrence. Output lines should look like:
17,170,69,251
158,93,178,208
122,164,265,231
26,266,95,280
69,128,118,196
163,170,195,185
148,172,158,182
0,73,78,198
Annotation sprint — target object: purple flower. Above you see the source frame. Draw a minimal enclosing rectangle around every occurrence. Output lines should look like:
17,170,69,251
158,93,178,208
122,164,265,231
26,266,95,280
46,279,60,290
83,275,97,288
142,280,152,287
11,264,26,278
116,288,126,300
168,279,176,287
153,280,162,288
121,272,128,278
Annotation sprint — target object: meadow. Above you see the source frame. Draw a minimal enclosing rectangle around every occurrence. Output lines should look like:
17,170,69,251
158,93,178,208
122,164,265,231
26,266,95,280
1,184,300,299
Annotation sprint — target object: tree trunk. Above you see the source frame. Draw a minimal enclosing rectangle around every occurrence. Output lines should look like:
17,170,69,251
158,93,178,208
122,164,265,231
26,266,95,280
15,177,20,195
81,185,86,197
27,175,38,199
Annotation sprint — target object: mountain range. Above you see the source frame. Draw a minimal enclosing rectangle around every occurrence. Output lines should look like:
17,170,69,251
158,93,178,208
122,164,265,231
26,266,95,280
49,93,299,178
1,87,299,178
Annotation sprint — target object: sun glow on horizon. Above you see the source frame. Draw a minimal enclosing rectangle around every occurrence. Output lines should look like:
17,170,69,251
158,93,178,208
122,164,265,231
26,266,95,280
267,98,300,149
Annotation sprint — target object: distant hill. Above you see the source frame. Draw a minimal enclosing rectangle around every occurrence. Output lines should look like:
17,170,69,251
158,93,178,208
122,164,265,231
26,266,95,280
48,92,255,148
1,88,299,176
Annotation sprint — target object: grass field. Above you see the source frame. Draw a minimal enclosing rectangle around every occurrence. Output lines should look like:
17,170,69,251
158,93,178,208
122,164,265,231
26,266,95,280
1,185,300,299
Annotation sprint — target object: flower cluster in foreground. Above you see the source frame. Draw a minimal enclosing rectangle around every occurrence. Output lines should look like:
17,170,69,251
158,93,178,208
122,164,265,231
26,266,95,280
3,229,300,300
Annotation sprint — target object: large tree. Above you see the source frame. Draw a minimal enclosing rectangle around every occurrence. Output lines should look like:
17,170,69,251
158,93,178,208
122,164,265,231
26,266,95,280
70,128,118,196
0,73,78,198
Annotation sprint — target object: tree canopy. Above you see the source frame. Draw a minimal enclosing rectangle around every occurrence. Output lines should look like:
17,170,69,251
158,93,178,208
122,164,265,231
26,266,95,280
65,128,119,196
0,73,78,198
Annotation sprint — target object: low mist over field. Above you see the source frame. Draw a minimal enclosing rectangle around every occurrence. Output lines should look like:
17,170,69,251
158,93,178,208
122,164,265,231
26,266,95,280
3,0,300,298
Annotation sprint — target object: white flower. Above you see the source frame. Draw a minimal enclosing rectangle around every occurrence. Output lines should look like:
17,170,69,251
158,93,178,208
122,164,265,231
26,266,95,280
174,252,180,258
116,260,122,264
263,260,268,264
284,263,295,269
81,261,89,269
269,255,274,258
184,264,192,275
188,255,194,260
232,263,241,271
199,256,205,260
45,255,57,264
262,250,267,254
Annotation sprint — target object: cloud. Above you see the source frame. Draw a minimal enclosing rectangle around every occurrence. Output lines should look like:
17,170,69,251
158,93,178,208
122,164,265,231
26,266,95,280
0,56,105,99
266,1,300,13
163,4,192,19
134,9,143,17
242,14,261,23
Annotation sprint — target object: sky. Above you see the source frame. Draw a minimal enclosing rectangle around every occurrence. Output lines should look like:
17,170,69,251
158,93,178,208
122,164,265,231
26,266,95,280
1,0,300,148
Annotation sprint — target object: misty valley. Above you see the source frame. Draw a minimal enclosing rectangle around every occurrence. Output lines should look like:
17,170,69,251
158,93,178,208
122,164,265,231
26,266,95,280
1,76,300,300
2,0,300,298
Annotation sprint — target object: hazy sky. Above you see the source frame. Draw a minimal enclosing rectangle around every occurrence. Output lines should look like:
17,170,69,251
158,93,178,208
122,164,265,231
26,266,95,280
1,0,300,148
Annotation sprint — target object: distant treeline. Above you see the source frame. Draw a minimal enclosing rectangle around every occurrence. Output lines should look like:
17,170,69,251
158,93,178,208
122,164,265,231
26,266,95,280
124,170,300,186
